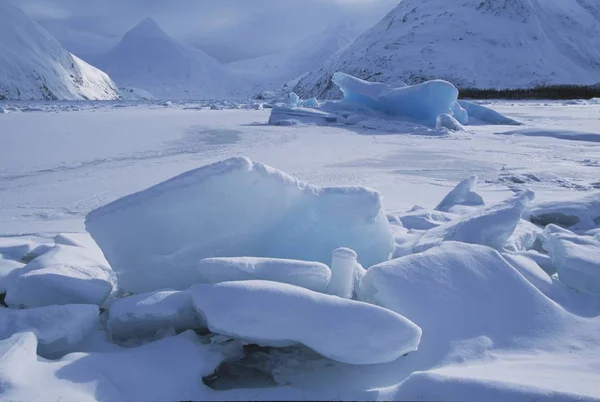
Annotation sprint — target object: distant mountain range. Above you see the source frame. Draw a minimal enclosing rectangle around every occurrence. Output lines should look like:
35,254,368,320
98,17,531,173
0,2,119,101
294,0,600,99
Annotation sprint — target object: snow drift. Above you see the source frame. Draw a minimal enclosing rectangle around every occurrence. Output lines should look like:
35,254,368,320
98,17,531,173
294,0,600,98
0,2,118,100
86,157,394,293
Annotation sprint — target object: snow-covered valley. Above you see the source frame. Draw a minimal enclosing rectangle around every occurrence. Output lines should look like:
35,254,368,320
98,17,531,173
1,97,600,401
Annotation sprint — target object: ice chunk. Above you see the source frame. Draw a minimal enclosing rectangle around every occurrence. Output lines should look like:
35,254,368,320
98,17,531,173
378,80,458,121
503,219,542,252
436,113,464,132
333,72,394,109
542,227,600,295
435,176,485,212
289,92,300,106
268,106,333,126
414,190,535,252
189,280,421,364
333,72,458,123
0,304,99,356
198,257,331,292
0,331,223,402
451,102,468,125
5,244,115,308
458,101,521,125
86,157,394,293
326,248,357,299
527,191,600,230
358,242,563,349
107,290,203,341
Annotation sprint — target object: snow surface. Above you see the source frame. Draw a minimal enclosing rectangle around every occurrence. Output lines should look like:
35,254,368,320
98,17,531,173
198,257,331,293
0,2,118,100
86,157,394,293
294,0,600,98
2,101,600,400
94,18,245,100
190,280,422,364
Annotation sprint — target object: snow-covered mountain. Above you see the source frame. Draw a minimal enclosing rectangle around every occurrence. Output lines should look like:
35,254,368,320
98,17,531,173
95,18,245,100
0,2,119,101
294,0,600,99
228,21,363,93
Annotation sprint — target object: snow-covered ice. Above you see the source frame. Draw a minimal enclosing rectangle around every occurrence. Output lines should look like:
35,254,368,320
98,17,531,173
527,191,600,230
198,257,331,293
435,175,485,212
107,290,203,341
541,225,600,295
5,244,114,308
0,304,99,356
412,190,535,253
326,247,358,299
86,157,394,293
190,280,421,364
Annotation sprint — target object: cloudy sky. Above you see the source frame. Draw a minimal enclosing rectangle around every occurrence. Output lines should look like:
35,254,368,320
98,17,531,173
17,0,398,62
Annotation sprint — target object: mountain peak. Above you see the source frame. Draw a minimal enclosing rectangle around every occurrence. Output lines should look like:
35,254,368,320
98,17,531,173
125,17,168,40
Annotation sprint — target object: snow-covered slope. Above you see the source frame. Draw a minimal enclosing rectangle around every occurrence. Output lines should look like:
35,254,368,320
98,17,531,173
294,0,600,99
0,2,119,101
95,18,245,100
228,22,361,93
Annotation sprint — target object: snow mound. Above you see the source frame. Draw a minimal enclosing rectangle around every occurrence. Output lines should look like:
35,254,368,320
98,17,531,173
0,331,223,401
198,257,331,293
294,0,600,98
190,280,421,364
107,290,203,341
0,2,118,100
541,225,600,295
458,101,522,125
95,18,244,100
326,247,358,299
527,191,600,230
358,242,567,352
413,190,535,253
0,304,99,356
5,244,115,308
86,157,394,294
504,219,542,252
435,176,485,212
395,208,456,231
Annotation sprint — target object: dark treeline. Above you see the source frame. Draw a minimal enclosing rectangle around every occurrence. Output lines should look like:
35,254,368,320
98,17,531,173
459,85,600,100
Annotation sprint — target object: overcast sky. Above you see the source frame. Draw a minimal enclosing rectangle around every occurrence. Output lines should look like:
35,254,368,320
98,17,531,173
16,0,399,62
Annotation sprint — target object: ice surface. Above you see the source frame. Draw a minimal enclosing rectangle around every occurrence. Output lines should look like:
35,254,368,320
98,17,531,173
413,190,535,253
458,101,521,125
107,290,203,341
190,280,421,364
435,176,485,212
0,330,223,401
500,128,600,143
326,247,358,299
5,244,115,308
541,226,600,295
87,157,394,293
527,191,600,230
197,257,331,293
358,242,569,353
0,304,99,356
